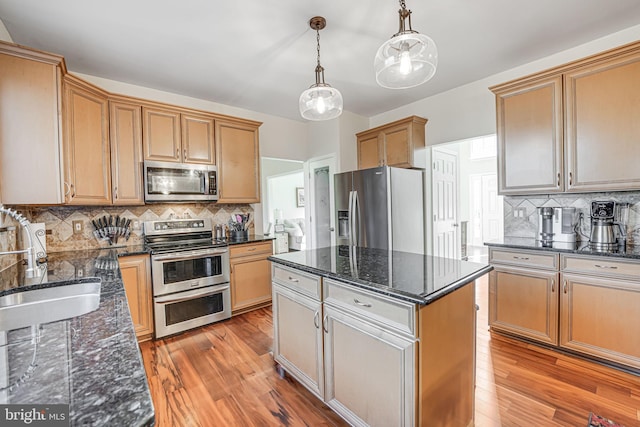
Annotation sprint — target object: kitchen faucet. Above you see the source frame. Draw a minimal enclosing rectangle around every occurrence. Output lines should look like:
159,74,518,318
0,204,45,278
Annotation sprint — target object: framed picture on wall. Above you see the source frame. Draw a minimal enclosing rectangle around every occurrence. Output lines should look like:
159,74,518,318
296,187,305,207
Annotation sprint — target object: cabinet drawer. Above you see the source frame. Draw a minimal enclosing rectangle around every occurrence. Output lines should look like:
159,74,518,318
561,254,640,280
230,241,272,258
489,248,559,270
324,278,416,338
272,264,321,300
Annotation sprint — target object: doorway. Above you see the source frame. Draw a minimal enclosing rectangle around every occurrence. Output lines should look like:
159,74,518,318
305,155,336,249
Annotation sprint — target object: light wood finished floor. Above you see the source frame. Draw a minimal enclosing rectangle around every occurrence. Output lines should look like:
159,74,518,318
140,275,640,426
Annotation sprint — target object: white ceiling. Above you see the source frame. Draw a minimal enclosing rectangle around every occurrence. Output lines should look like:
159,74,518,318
1,0,640,122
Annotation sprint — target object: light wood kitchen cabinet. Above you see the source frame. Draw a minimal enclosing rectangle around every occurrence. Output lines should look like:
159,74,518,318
356,115,427,170
0,42,66,205
564,48,640,192
109,98,144,205
230,241,272,314
272,264,324,399
489,248,560,345
62,74,112,205
559,254,640,370
119,254,154,342
143,105,215,165
491,41,640,195
216,118,262,203
492,75,563,194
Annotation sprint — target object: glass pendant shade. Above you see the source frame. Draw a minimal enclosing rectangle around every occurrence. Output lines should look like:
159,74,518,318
375,32,438,89
299,16,343,121
299,83,343,121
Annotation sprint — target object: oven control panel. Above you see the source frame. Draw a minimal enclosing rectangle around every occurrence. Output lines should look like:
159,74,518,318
154,220,205,230
144,218,212,235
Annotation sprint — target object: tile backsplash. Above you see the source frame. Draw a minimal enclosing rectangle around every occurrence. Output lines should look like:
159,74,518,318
504,191,640,245
2,203,254,257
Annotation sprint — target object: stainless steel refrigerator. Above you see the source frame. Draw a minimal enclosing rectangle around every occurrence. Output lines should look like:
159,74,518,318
335,166,425,254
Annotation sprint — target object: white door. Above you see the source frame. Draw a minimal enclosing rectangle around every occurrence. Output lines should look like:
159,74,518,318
432,148,459,259
481,174,503,243
306,155,336,249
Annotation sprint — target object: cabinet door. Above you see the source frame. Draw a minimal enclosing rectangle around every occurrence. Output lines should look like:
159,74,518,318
230,253,271,314
494,75,563,194
119,255,153,342
109,100,144,205
181,112,215,165
63,75,112,205
489,265,559,345
383,123,412,168
324,305,415,427
216,119,261,203
0,47,65,204
272,283,324,399
564,50,640,191
143,106,181,162
560,273,640,369
357,133,381,169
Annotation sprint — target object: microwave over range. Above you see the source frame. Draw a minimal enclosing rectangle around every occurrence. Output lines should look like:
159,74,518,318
144,160,218,203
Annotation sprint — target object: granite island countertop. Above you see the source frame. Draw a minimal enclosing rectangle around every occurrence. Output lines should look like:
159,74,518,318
485,237,640,260
0,248,154,426
269,246,492,305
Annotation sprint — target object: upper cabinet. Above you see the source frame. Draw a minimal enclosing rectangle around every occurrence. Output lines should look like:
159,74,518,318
491,41,640,195
109,97,144,205
0,43,66,204
356,116,427,170
215,117,262,204
492,75,564,194
143,105,215,165
62,74,112,205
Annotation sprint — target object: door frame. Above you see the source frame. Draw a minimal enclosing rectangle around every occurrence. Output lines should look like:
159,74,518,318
304,154,337,249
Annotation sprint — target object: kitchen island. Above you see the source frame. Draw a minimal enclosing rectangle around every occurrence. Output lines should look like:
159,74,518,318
269,246,492,427
0,248,154,426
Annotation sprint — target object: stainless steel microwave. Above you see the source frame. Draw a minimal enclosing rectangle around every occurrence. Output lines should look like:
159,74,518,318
143,160,218,202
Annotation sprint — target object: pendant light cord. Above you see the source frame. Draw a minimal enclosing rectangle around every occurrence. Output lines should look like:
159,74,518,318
316,28,321,68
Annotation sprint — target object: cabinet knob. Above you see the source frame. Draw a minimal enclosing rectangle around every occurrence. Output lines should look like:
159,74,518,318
353,298,372,308
563,280,568,294
176,148,180,158
313,311,320,329
183,148,187,160
557,173,560,187
322,315,328,333
551,279,555,293
569,172,573,186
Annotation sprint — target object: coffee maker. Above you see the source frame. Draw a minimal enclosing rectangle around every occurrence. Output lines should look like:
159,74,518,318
537,207,577,244
589,201,629,250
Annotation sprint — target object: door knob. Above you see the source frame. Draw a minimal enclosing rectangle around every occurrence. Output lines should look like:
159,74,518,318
452,223,459,227
329,227,335,232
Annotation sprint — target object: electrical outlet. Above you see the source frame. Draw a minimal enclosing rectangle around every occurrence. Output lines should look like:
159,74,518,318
133,220,140,230
72,220,83,234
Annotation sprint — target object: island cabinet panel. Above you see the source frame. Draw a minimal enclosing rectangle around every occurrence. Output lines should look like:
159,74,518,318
215,118,262,203
230,241,273,315
272,265,324,399
493,75,564,195
559,254,640,370
272,282,324,399
62,74,112,205
109,99,144,205
418,282,476,427
323,304,415,427
564,49,640,192
119,254,153,342
0,43,65,204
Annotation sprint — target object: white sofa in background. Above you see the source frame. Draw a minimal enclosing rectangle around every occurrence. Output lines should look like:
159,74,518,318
283,218,306,251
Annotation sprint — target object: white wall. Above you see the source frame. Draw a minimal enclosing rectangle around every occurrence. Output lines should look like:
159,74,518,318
267,172,305,222
370,24,640,145
260,158,303,233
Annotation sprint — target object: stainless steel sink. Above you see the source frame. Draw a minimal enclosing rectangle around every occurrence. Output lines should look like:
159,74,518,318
0,280,101,331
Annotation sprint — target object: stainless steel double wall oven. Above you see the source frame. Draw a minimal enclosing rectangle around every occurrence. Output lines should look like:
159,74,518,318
144,218,230,338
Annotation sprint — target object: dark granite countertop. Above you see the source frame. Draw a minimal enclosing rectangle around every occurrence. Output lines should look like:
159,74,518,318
0,249,154,426
485,237,640,260
222,234,274,246
269,246,492,305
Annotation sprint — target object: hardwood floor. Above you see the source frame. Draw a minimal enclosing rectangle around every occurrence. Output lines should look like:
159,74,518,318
140,275,640,426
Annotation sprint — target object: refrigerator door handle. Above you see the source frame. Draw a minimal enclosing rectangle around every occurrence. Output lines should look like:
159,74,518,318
348,190,354,246
353,190,360,246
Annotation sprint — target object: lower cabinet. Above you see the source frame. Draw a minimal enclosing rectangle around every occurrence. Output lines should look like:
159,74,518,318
230,241,273,315
489,247,640,371
559,256,640,370
323,304,415,427
118,254,153,342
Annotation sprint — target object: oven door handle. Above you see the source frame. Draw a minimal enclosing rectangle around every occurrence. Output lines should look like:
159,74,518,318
152,248,228,262
154,285,230,304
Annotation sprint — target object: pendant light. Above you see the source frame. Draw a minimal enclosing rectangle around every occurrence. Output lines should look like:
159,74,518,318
299,16,343,121
374,0,438,89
